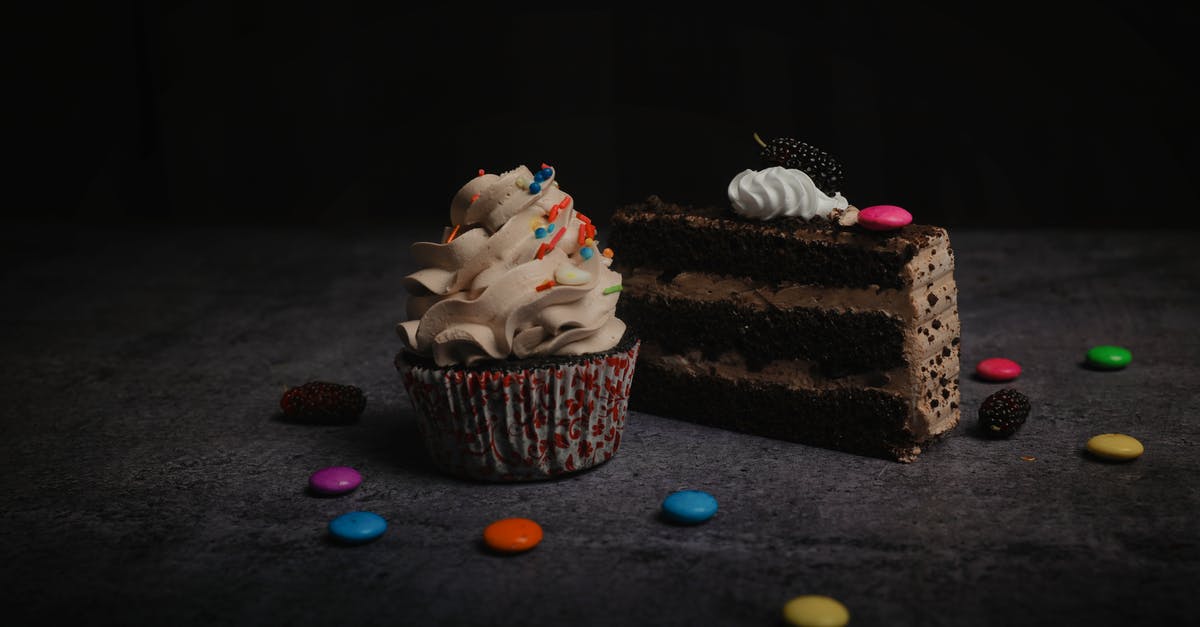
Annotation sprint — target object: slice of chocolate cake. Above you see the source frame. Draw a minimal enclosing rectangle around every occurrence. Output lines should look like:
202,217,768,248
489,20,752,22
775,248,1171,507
607,159,960,461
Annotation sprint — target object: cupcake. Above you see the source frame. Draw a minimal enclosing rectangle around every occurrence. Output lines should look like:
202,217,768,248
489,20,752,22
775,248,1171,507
396,163,639,481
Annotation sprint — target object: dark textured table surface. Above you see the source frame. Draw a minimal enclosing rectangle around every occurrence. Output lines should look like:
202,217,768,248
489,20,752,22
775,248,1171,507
2,226,1198,627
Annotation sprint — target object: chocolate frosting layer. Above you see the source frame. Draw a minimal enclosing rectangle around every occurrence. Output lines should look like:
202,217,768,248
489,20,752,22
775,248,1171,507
617,293,906,375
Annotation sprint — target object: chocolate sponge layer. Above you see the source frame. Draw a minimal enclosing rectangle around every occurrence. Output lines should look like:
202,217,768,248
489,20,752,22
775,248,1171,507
609,196,946,290
632,359,927,461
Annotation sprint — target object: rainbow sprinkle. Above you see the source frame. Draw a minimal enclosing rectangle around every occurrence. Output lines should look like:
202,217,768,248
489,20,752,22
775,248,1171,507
536,280,556,292
602,284,622,295
546,195,572,223
445,224,461,243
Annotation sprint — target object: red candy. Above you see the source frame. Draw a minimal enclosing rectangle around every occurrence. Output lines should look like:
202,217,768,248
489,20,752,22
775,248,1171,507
858,205,913,231
976,357,1021,382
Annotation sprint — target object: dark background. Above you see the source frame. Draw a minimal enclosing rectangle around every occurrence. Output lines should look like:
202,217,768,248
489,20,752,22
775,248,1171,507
5,5,1200,625
17,2,1199,230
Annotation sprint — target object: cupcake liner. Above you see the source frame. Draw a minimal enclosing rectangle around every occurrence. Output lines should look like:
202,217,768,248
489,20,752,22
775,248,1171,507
399,341,640,481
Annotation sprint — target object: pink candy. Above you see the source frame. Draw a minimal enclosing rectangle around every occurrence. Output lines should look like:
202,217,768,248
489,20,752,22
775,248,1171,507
309,466,363,495
976,358,1021,382
858,205,912,231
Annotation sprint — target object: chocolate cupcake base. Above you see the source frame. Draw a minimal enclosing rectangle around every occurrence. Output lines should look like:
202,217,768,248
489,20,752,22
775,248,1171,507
397,337,640,482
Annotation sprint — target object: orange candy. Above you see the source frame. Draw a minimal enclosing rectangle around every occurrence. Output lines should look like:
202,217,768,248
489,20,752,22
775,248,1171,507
483,517,543,553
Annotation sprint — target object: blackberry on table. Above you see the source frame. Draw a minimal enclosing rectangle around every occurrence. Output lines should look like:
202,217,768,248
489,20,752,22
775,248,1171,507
280,381,366,423
977,388,1031,438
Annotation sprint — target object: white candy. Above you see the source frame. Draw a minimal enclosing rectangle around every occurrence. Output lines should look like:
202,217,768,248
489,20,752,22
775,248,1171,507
554,264,592,286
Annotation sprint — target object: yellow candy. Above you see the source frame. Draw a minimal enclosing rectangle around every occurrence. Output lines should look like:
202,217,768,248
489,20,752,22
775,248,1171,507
1086,433,1144,461
782,595,849,627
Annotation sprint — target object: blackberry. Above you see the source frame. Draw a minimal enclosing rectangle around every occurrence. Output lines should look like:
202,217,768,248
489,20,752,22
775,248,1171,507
754,132,847,193
977,388,1031,438
280,381,366,423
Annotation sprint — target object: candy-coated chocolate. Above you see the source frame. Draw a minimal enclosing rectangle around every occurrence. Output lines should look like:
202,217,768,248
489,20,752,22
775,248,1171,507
529,182,542,194
308,466,362,496
328,511,387,544
661,490,718,524
1086,433,1144,461
976,357,1021,382
534,227,547,239
782,595,850,627
1086,345,1132,369
857,205,912,231
580,247,595,260
483,517,543,553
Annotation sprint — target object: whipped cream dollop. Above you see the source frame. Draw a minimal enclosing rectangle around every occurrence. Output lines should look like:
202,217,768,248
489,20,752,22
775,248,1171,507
397,165,626,367
727,166,849,221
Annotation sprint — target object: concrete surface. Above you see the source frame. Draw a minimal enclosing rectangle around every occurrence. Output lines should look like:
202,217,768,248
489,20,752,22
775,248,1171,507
1,226,1197,626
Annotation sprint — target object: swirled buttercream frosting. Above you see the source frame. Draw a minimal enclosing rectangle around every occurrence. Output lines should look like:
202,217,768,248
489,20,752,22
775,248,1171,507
397,165,626,367
727,166,849,220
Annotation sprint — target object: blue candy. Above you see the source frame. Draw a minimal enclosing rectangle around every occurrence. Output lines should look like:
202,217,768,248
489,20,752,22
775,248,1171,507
661,490,718,525
529,182,542,194
580,247,594,260
329,511,387,544
535,227,547,239
547,223,556,233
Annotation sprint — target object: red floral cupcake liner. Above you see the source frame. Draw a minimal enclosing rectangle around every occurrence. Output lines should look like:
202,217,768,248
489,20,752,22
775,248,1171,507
399,341,640,481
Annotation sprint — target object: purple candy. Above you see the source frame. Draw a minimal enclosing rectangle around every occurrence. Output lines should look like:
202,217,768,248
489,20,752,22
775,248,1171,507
309,466,362,496
858,205,913,231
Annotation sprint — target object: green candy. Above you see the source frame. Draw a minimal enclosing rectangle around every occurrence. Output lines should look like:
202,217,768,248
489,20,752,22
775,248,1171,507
1086,345,1132,370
